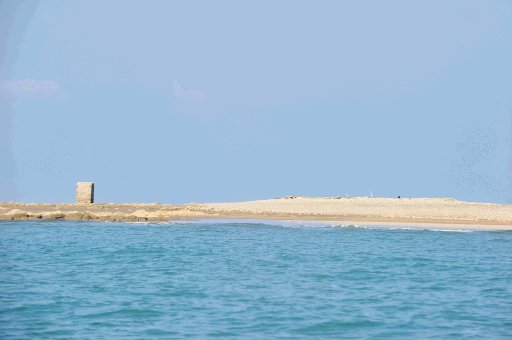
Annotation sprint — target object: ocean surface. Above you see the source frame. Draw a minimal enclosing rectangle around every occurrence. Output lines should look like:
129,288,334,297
0,220,511,339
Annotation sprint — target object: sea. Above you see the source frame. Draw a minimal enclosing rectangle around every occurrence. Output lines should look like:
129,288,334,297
0,220,511,339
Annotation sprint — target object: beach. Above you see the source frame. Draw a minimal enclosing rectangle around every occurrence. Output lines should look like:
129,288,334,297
1,197,510,230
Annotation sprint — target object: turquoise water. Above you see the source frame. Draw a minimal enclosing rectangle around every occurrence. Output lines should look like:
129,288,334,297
0,220,511,339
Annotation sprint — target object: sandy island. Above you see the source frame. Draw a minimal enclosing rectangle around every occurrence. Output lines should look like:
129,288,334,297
0,197,511,230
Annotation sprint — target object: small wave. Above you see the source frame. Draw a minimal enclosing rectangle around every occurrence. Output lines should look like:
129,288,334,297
294,319,381,335
82,308,164,319
94,219,478,233
181,218,376,230
435,229,473,233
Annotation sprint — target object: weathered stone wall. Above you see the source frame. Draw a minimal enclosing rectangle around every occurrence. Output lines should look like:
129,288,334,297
76,182,94,204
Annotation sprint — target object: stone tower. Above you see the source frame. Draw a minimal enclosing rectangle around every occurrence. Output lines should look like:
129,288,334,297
76,182,94,204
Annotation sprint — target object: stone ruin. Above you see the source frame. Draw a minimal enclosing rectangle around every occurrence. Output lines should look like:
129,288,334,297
76,182,94,204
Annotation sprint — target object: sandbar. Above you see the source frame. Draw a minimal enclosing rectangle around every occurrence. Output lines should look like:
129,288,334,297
0,197,510,230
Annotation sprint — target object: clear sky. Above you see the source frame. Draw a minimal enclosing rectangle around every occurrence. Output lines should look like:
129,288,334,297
1,1,511,204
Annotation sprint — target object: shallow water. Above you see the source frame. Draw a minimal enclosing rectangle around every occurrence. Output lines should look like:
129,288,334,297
1,220,511,339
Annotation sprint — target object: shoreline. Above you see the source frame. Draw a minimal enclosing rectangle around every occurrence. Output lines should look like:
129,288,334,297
1,212,509,231
1,197,511,230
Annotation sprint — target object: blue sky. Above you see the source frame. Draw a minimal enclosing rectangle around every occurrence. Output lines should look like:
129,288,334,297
1,0,511,203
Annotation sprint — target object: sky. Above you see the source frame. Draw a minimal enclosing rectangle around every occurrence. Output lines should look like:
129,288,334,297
0,0,511,204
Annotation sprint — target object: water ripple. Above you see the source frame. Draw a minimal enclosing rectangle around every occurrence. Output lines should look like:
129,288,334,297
0,221,511,338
